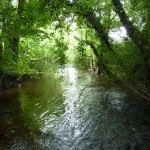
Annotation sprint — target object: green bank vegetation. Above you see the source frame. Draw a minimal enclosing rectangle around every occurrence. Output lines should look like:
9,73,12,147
0,0,150,100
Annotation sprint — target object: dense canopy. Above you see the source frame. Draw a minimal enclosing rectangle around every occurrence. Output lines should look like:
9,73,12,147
0,0,150,100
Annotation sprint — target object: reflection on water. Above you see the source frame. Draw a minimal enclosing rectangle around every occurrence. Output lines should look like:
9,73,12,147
65,66,77,83
0,66,150,150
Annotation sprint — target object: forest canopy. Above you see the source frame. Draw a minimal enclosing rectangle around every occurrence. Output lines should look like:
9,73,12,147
0,0,150,99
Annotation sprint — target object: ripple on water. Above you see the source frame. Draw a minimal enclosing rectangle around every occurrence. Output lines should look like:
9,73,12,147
0,66,150,150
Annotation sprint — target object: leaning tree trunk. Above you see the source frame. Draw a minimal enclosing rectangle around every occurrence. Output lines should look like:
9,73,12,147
70,3,115,74
83,12,114,53
75,35,106,74
112,0,150,79
72,2,114,52
82,11,115,75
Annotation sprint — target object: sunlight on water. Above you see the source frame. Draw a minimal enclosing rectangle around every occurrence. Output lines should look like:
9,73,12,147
65,66,77,83
0,66,150,150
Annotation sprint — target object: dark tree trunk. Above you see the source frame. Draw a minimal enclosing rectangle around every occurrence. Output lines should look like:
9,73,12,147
112,0,150,79
18,0,25,13
142,1,150,41
0,40,3,53
83,11,117,74
9,37,20,58
10,0,25,59
83,12,114,53
69,2,114,52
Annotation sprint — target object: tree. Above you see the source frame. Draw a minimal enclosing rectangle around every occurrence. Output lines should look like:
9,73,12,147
0,0,149,99
112,0,150,79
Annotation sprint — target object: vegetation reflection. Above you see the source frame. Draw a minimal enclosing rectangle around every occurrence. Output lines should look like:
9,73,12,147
19,73,64,133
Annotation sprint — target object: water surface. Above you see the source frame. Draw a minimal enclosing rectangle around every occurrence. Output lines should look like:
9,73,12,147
0,66,150,150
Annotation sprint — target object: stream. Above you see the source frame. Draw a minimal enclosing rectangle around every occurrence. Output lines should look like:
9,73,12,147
0,65,150,150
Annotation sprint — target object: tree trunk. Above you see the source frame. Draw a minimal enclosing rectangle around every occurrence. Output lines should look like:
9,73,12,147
0,39,3,53
142,0,150,42
112,0,150,79
9,0,25,60
83,12,114,53
83,11,117,74
9,37,20,58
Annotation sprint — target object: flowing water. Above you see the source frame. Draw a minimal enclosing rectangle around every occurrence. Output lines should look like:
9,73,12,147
0,66,150,150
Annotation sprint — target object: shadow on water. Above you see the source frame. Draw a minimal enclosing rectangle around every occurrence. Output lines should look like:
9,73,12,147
0,65,150,150
0,72,64,150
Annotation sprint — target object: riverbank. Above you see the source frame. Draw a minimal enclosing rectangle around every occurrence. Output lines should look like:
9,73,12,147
0,74,31,92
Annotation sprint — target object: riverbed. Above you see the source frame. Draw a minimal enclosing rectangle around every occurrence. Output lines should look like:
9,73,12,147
0,66,150,150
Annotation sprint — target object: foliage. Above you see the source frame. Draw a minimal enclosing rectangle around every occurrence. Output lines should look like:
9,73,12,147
73,42,91,69
0,0,149,99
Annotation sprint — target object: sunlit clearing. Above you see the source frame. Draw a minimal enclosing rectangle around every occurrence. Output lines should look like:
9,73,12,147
109,27,127,42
